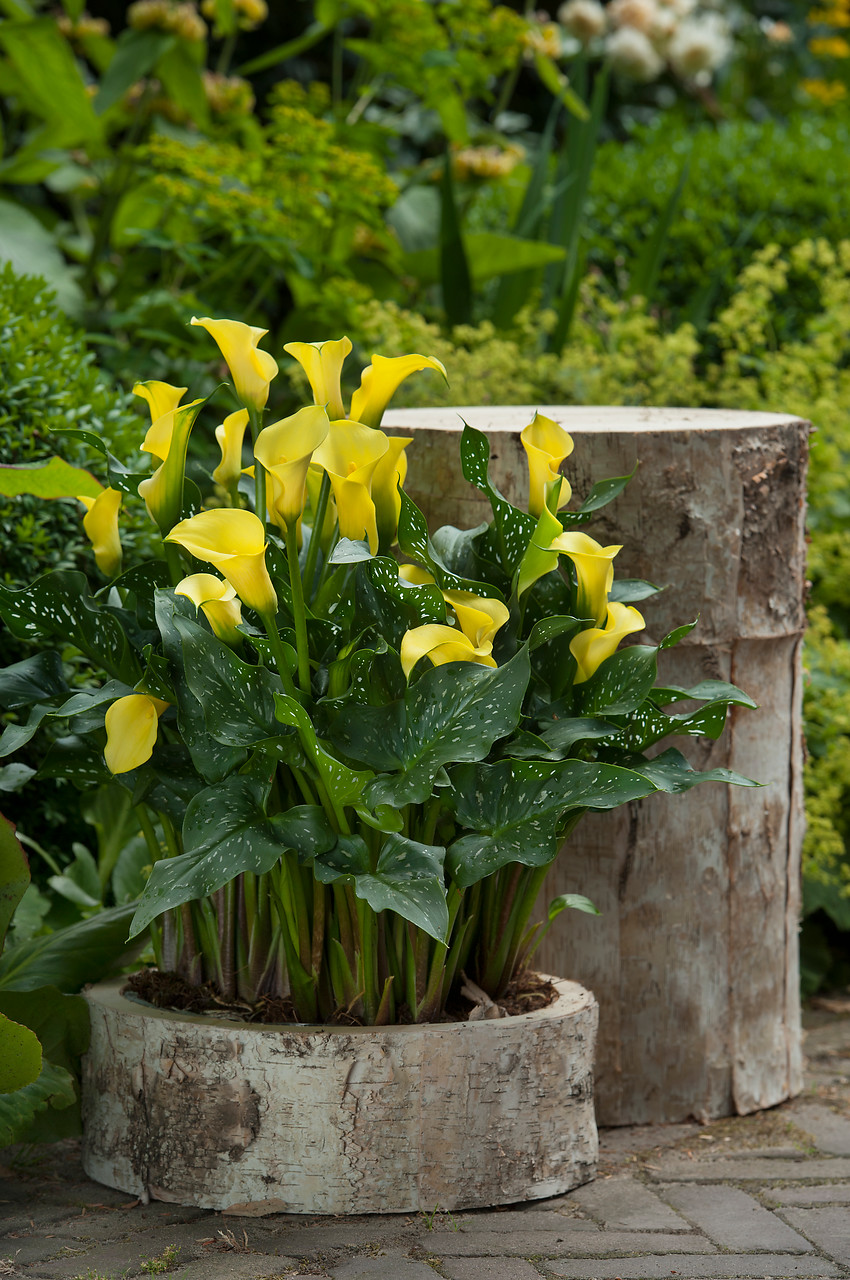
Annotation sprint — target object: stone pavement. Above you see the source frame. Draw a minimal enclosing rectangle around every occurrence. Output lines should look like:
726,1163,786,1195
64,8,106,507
2,1011,849,1280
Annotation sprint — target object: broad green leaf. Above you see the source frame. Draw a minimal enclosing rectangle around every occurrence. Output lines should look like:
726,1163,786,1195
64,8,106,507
0,984,89,1078
0,1009,41,1093
0,1059,75,1148
660,619,699,650
528,615,583,651
403,233,567,288
275,694,373,812
651,680,758,710
0,764,35,793
37,733,111,786
564,468,637,525
0,652,68,710
0,19,101,140
316,832,449,941
329,538,372,564
47,845,101,911
0,704,49,758
129,776,287,936
157,41,210,128
0,902,143,991
529,716,620,756
94,28,174,116
446,758,656,886
547,893,599,920
575,644,659,716
0,199,84,315
459,424,536,572
355,554,445,651
81,783,137,893
609,746,759,794
0,456,101,500
440,152,472,326
0,814,29,950
598,699,739,754
610,578,661,604
174,613,285,749
331,647,531,809
0,680,134,760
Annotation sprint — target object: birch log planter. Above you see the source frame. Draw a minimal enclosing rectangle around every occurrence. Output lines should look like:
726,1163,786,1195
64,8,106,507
384,405,810,1127
81,976,598,1214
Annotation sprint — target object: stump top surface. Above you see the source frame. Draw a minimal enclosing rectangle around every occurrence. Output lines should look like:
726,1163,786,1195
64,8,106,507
384,405,809,434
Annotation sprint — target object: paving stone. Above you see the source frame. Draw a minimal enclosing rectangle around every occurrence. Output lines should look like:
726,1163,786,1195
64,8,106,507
421,1229,715,1257
424,1211,597,1234
567,1176,691,1231
172,1256,303,1280
658,1185,814,1252
765,1184,850,1204
790,1103,850,1155
546,1256,843,1278
268,1222,421,1254
779,1207,850,1266
330,1253,439,1278
437,1259,545,1280
26,1241,151,1277
646,1156,850,1181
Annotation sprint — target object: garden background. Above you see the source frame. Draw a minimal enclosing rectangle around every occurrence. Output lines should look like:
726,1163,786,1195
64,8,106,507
1,0,849,1140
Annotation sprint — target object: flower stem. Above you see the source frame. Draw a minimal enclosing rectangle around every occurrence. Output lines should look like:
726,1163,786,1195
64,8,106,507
286,520,311,695
261,610,298,699
303,471,331,599
249,407,266,524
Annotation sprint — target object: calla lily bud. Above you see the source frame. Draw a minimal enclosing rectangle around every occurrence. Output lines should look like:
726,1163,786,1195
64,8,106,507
133,381,188,456
521,412,574,516
312,420,390,554
175,573,244,647
213,409,249,491
104,693,170,774
191,316,278,413
283,337,352,421
546,530,620,626
253,405,330,530
137,397,206,534
401,624,498,679
77,488,123,577
166,509,277,617
372,435,412,550
570,603,645,684
350,353,448,429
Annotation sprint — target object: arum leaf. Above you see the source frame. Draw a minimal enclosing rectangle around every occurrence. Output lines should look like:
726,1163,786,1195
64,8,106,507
652,680,758,710
532,716,620,756
0,457,102,500
274,694,373,811
575,644,658,716
610,578,661,604
329,538,372,564
316,833,449,941
458,425,536,573
547,893,599,921
354,555,445,651
563,468,637,525
609,746,759,794
0,652,68,711
528,616,583,650
660,619,698,650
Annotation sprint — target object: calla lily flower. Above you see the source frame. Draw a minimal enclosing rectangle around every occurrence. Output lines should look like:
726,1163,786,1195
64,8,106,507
253,405,330,530
442,590,510,652
191,316,278,413
311,420,390,553
137,397,206,534
401,624,498,678
550,531,621,626
350,353,448,429
521,412,574,516
77,487,122,577
398,564,436,586
372,435,412,550
104,693,170,774
176,573,243,647
570,603,645,684
213,408,249,491
165,509,277,617
133,380,188,456
283,338,352,421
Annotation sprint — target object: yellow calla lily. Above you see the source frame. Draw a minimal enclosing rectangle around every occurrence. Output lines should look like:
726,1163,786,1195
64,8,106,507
253,405,330,530
137,397,206,534
443,590,510,652
77,488,122,577
550,531,622,626
213,408,249,491
372,435,412,550
350,353,448,429
521,412,574,516
104,693,170,774
191,316,278,413
283,337,352,421
400,624,497,679
311,420,390,553
570,603,645,684
398,564,436,586
133,381,188,457
165,509,277,617
175,573,243,647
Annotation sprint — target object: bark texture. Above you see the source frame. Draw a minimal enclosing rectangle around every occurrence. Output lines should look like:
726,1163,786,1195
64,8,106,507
81,977,598,1214
384,405,809,1126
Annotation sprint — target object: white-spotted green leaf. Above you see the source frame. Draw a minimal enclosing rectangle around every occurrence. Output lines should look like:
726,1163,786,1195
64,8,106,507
0,652,69,711
607,746,759,793
315,833,448,941
274,694,374,812
575,644,658,716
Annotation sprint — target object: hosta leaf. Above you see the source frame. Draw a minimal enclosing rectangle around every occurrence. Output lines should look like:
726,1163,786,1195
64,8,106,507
446,758,657,886
331,647,531,809
316,833,448,941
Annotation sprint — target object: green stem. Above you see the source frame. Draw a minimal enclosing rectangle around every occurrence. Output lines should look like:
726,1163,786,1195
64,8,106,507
303,471,331,599
216,30,237,74
261,610,298,698
159,811,182,860
164,543,184,588
135,805,162,864
249,408,266,524
358,900,378,1023
286,520,311,695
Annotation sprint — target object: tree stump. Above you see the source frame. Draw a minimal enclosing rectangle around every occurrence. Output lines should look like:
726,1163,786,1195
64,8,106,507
384,405,809,1125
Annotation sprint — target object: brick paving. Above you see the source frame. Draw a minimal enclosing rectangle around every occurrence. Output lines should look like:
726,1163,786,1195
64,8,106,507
1,1011,848,1280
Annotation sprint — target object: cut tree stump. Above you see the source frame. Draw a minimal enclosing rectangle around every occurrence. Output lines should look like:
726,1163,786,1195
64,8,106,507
384,405,809,1125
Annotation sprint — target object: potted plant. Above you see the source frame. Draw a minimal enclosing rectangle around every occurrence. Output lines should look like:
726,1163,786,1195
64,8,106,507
0,319,755,1212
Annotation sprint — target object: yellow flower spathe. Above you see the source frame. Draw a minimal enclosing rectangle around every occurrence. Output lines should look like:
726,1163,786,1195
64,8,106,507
133,380,188,457
191,316,278,413
521,412,574,516
401,624,497,679
77,488,122,578
253,405,330,530
176,573,243,647
137,395,206,534
442,590,510,653
350,353,448,429
550,531,622,626
166,509,277,617
213,408,249,491
284,337,352,421
372,435,413,550
104,693,170,775
570,603,645,684
311,420,390,553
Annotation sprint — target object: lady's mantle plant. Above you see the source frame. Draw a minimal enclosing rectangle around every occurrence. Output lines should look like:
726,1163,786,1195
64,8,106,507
0,319,755,1026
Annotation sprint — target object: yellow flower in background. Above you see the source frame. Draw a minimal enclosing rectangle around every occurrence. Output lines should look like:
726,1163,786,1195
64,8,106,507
254,406,330,530
77,488,122,578
176,573,243,647
213,409,249,491
284,337,352,421
191,316,278,414
311,420,390,552
166,509,277,617
350,354,448,429
810,35,850,55
104,693,170,774
802,77,848,102
550,531,622,625
372,435,413,549
521,412,574,516
570,603,645,684
401,624,497,678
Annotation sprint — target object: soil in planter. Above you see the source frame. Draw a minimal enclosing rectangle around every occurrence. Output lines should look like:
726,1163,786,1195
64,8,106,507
122,967,558,1025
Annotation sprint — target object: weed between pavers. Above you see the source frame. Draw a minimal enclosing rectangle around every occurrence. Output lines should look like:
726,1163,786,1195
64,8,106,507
139,1243,181,1274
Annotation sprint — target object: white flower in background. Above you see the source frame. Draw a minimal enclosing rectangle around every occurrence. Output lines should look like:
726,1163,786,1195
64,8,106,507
649,6,678,40
607,0,659,34
668,12,731,80
557,0,607,42
605,24,665,79
657,0,698,15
